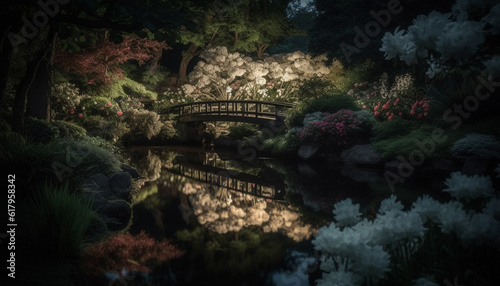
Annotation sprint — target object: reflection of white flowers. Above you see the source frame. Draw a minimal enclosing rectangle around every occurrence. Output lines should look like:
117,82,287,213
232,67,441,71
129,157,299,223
443,172,495,200
332,198,361,227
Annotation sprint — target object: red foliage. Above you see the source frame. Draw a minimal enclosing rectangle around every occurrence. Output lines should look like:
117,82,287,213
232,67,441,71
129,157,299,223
55,35,171,85
82,231,184,274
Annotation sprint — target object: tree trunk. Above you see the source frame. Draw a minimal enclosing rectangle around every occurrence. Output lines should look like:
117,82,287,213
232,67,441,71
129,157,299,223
233,31,239,50
177,43,198,86
25,53,51,122
147,48,163,72
12,38,53,133
257,44,267,59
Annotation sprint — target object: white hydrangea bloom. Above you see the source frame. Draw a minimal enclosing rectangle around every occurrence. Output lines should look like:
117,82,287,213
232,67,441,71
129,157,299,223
483,197,500,221
411,194,442,223
378,194,404,215
435,21,486,60
408,11,452,51
482,56,500,78
438,201,469,234
443,172,495,200
380,27,409,60
352,245,391,282
332,198,361,227
482,4,500,34
459,212,500,247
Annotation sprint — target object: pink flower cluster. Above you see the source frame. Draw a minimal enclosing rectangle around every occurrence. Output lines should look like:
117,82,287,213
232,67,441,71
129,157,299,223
366,97,430,121
298,110,363,147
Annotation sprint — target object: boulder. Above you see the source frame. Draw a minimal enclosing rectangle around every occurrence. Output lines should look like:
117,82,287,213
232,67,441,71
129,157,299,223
121,164,140,178
340,144,383,166
84,173,113,198
298,144,319,160
96,199,132,231
109,172,132,200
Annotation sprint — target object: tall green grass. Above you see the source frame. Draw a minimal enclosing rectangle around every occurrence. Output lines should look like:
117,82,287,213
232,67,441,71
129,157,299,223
19,181,97,259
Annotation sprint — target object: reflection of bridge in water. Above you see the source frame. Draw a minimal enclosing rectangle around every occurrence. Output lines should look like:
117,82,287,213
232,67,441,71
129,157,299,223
171,162,286,201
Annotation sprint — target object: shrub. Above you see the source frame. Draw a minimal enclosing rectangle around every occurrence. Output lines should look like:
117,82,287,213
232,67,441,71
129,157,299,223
229,123,259,140
298,109,366,149
123,109,163,139
82,231,184,275
450,133,500,159
263,127,302,156
286,94,359,128
296,78,335,100
372,126,445,159
51,120,87,139
23,117,59,144
18,182,97,259
371,118,421,142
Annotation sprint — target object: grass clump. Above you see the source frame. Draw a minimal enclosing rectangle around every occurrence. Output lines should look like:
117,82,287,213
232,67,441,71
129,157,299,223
18,181,97,259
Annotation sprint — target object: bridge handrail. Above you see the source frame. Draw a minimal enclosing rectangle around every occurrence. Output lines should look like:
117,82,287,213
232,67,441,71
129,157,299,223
167,100,294,112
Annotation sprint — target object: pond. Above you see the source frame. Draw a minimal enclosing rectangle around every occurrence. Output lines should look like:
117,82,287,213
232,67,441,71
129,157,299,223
117,145,451,286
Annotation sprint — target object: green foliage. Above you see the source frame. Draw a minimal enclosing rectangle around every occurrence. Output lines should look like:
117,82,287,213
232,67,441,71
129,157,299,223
371,118,421,142
51,120,87,140
18,181,97,259
101,77,158,100
426,75,481,116
23,117,59,144
450,133,500,159
228,123,259,140
372,125,447,159
263,127,302,156
295,78,335,100
286,94,360,128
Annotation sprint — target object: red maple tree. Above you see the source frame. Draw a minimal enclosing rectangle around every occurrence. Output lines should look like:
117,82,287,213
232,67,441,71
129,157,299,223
55,35,171,85
82,231,184,274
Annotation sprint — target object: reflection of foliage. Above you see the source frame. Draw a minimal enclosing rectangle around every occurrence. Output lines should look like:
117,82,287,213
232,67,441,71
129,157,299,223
175,226,289,284
127,150,163,182
82,231,184,275
131,184,159,206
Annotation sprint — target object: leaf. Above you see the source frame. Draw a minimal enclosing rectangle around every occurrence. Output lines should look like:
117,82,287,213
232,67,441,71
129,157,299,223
79,36,86,42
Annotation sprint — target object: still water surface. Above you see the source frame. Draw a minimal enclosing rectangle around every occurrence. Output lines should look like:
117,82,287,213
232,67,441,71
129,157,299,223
121,146,446,286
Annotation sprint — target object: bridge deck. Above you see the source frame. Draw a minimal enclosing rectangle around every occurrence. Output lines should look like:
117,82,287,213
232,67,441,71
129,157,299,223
167,100,294,123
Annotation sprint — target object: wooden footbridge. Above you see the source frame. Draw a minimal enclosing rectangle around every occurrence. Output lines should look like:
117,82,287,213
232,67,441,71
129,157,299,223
167,100,294,124
170,162,286,201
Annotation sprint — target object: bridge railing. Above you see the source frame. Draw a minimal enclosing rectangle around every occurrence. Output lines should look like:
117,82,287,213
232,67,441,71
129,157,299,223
167,100,294,122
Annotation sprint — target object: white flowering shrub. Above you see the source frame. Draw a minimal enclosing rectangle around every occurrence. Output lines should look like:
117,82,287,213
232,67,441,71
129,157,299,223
313,180,500,285
182,46,330,101
123,109,164,139
380,1,500,78
443,171,495,200
51,82,90,118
